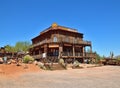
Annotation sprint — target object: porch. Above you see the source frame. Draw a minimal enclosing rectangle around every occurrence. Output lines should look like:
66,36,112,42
30,42,95,63
32,52,96,63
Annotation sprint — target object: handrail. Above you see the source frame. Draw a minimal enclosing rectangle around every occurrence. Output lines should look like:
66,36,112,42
32,52,96,59
32,38,91,47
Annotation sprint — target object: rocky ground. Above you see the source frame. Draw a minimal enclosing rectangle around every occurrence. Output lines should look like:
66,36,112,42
0,64,120,88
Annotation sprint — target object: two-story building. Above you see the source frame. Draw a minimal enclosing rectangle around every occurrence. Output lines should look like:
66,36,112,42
30,23,96,63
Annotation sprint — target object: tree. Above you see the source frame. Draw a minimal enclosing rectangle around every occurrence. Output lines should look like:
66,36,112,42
110,51,114,59
15,41,31,53
5,45,12,53
22,41,31,52
5,45,16,57
94,51,105,64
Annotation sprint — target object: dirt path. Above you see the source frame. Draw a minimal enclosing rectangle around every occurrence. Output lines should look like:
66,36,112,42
0,65,120,88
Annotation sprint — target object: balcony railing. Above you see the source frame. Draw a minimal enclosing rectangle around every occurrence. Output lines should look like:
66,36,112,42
32,38,91,47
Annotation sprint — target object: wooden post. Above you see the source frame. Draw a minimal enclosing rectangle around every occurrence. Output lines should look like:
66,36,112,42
90,46,92,53
39,49,41,54
33,51,35,55
83,46,86,63
43,44,48,60
90,46,92,63
83,46,85,57
73,44,75,61
44,44,47,53
59,44,63,59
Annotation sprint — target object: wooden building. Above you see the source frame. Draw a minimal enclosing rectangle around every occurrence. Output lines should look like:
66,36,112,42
30,23,96,63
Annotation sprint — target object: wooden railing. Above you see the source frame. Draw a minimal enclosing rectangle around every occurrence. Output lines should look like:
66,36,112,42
85,53,96,57
62,52,96,57
62,52,73,56
32,38,91,47
32,52,96,59
75,52,83,56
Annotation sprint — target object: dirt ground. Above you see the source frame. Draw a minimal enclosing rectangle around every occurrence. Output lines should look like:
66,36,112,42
0,64,120,88
0,64,41,77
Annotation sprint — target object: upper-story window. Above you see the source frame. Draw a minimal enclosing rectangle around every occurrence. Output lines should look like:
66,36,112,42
53,36,57,42
74,38,77,43
73,37,78,44
65,36,69,42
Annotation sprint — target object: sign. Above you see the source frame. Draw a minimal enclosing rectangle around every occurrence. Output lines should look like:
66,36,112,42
42,53,46,58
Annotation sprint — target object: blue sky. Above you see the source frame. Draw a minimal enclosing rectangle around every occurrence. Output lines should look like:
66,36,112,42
0,0,120,57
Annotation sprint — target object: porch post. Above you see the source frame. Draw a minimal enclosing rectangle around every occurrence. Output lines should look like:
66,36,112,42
83,46,85,56
39,49,41,54
33,51,35,55
90,45,92,62
83,46,86,63
90,46,92,53
73,44,75,60
59,44,63,59
44,44,48,59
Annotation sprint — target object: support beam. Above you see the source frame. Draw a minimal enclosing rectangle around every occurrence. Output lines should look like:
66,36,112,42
83,46,86,63
44,44,48,53
43,44,48,59
39,49,41,54
73,44,75,59
33,51,35,55
90,46,92,53
83,46,85,57
58,44,63,59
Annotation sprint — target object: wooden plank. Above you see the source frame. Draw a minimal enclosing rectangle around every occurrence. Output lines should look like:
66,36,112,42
49,44,59,48
64,44,72,46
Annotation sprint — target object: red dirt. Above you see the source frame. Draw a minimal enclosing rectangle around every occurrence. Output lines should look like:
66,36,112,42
0,64,41,77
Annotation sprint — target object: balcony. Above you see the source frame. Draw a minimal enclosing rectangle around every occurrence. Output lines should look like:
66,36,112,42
32,38,91,47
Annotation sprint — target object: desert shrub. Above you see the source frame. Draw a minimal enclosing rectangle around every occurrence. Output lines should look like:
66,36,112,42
117,58,120,61
59,58,67,69
72,60,83,69
73,60,80,67
23,55,34,63
59,58,64,64
37,62,46,70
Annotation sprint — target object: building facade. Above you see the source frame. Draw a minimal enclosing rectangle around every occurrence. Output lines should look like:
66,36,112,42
30,23,96,63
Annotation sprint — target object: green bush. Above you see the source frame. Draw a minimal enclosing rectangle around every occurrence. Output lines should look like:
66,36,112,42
23,55,34,63
73,60,80,67
117,58,120,61
59,58,64,64
59,58,67,69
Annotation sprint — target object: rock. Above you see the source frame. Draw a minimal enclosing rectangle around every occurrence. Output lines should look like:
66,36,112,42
33,61,38,65
7,61,11,64
37,62,46,70
0,57,3,64
11,59,16,64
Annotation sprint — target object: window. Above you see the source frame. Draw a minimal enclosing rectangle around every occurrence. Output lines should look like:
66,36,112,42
53,36,57,42
73,37,77,43
65,36,69,42
74,38,77,43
